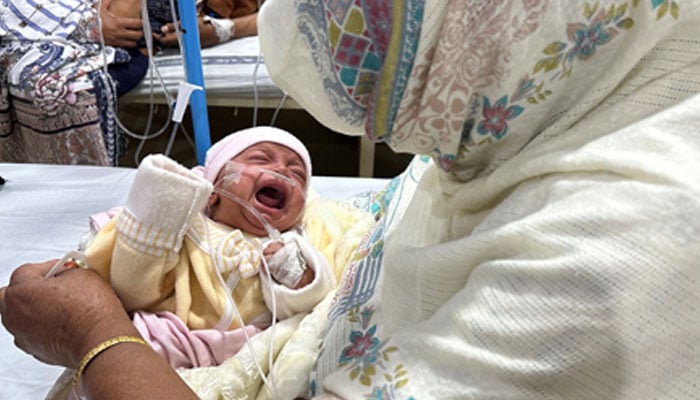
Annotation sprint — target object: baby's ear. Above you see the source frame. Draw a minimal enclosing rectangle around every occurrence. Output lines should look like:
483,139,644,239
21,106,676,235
208,192,220,209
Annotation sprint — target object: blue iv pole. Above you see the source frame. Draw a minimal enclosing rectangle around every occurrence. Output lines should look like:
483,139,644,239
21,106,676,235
176,0,211,164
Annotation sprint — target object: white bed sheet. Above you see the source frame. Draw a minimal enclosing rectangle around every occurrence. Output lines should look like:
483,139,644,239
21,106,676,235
0,162,388,400
121,36,294,108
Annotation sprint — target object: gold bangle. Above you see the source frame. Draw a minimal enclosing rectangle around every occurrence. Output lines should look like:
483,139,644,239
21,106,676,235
72,336,147,391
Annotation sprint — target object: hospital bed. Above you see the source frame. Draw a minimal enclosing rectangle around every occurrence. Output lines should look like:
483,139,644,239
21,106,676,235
119,37,377,177
0,162,389,400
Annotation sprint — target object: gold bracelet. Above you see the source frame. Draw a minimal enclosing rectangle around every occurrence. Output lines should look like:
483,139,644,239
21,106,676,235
72,336,147,391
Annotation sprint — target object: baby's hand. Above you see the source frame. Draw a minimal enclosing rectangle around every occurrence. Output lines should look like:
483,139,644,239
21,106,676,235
263,241,284,261
262,240,314,289
294,267,315,289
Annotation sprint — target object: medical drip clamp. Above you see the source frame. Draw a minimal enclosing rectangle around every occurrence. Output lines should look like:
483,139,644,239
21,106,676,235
164,82,204,156
96,0,208,164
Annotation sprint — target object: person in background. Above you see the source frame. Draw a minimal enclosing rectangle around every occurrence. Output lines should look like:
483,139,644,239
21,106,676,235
106,0,262,50
103,0,262,93
2,0,700,399
156,0,263,48
0,0,138,165
99,0,149,97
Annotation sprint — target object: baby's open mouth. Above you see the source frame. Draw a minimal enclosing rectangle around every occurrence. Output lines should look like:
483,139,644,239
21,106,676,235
256,186,287,209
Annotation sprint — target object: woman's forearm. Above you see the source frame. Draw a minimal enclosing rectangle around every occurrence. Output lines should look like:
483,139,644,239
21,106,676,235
82,340,199,400
77,317,198,400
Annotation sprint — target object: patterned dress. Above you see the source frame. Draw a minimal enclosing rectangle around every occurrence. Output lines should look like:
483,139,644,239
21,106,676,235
0,0,124,165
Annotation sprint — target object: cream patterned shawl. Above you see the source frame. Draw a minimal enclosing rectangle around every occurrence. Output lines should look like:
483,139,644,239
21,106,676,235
260,0,700,399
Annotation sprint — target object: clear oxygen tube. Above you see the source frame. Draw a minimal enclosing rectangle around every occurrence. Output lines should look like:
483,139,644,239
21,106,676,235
211,160,307,241
204,160,307,399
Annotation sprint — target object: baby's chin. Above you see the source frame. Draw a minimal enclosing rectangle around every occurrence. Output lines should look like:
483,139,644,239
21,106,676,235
242,210,292,237
250,205,302,234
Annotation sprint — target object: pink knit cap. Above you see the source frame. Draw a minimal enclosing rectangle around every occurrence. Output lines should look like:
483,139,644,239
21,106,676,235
192,126,312,186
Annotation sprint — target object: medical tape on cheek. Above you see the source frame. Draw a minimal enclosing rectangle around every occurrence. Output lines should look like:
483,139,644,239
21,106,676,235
216,161,307,202
218,160,245,187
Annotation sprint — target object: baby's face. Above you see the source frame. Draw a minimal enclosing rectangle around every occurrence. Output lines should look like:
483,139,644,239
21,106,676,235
208,142,308,236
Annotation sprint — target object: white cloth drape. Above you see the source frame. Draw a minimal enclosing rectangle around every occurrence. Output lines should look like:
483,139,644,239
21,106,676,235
260,0,700,398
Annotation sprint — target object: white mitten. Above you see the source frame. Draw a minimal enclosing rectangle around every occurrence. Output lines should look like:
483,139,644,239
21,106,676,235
266,235,306,288
120,154,213,253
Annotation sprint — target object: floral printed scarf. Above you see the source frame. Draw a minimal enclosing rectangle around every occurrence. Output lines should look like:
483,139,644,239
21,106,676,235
260,1,700,398
261,0,699,181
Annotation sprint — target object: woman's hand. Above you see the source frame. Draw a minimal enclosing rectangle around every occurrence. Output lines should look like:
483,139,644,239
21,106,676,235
1,261,201,399
99,0,144,49
0,260,136,369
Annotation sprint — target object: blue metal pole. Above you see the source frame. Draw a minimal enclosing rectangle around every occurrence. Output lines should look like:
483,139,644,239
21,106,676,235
176,0,211,164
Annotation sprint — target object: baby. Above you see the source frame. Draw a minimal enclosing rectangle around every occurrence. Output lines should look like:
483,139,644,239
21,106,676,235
81,127,335,366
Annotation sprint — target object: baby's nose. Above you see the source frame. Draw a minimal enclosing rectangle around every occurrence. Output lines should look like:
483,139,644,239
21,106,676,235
269,162,291,177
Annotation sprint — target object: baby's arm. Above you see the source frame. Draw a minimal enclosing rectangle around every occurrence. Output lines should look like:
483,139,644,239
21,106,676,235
89,154,212,310
260,230,335,319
